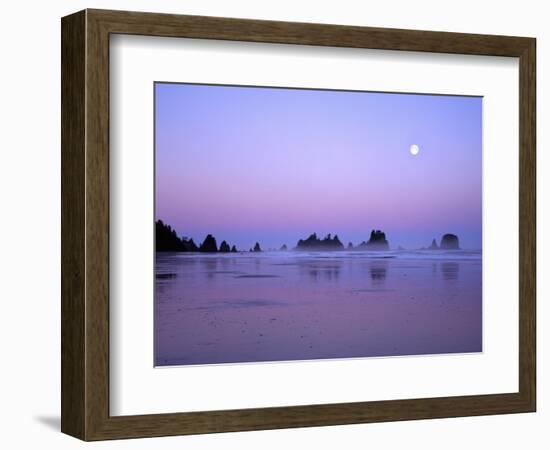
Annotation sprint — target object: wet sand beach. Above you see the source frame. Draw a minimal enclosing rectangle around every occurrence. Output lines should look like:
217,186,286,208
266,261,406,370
155,250,482,366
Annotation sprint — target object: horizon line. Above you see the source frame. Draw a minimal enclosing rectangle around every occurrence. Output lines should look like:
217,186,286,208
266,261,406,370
156,220,480,251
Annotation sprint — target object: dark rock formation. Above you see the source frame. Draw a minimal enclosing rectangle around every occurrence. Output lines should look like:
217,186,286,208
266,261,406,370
199,234,218,252
331,235,343,249
230,245,238,253
356,230,389,251
295,233,344,251
348,242,354,249
253,242,262,252
155,220,198,252
280,244,288,251
219,240,231,253
183,238,199,252
429,238,439,250
440,233,460,250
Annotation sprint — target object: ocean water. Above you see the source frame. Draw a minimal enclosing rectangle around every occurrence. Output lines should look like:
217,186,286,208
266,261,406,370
155,250,482,366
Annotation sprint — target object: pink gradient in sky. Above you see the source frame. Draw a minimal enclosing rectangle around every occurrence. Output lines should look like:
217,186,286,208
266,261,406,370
155,83,482,250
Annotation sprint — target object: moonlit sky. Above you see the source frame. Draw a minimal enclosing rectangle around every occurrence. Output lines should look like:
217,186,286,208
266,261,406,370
155,83,482,250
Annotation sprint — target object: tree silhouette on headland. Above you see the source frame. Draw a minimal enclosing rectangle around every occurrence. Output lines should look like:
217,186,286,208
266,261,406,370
155,220,198,252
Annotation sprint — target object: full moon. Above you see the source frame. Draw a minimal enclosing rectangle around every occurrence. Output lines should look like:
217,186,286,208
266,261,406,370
410,144,420,156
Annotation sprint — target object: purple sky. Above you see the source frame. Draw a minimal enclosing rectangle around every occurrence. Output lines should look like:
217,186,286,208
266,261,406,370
155,83,482,250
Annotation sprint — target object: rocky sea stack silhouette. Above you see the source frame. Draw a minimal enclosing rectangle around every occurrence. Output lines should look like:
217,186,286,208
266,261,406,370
199,234,218,252
157,219,469,254
429,238,439,250
440,233,460,250
219,240,231,253
356,230,390,251
295,233,344,251
423,234,461,250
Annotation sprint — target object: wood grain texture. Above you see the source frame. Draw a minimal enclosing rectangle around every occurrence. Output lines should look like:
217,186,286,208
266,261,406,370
61,9,537,441
89,8,532,56
518,39,536,410
61,10,86,439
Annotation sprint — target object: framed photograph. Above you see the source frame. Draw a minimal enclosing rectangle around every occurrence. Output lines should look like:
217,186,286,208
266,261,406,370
61,9,536,440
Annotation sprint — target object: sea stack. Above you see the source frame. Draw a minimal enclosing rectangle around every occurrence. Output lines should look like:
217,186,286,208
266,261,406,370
230,245,238,253
295,233,344,251
429,238,439,250
219,240,231,253
253,242,262,252
440,233,460,250
199,234,218,252
359,229,390,250
280,244,288,251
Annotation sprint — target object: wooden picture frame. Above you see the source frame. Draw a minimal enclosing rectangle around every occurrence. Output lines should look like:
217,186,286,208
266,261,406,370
61,9,536,441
